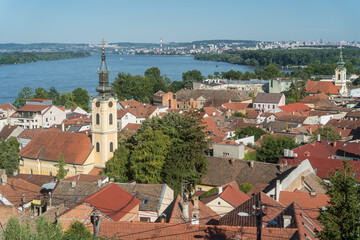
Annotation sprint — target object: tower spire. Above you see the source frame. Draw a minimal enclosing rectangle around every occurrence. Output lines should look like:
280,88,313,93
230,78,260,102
96,38,112,99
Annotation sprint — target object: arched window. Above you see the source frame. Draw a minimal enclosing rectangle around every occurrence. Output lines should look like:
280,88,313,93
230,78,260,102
96,142,100,152
96,113,100,125
110,142,114,152
338,74,341,80
109,113,113,125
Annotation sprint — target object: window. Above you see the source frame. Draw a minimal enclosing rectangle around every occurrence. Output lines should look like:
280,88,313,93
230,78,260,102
96,142,100,152
46,118,48,122
140,217,151,222
217,202,221,206
143,198,149,205
109,113,113,125
273,105,275,109
110,142,114,152
96,113,100,125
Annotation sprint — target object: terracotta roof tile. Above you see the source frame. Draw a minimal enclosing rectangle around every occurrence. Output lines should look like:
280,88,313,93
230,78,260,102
305,81,340,95
19,130,93,165
122,123,142,132
0,125,19,140
279,103,311,113
10,173,55,187
88,169,102,175
16,104,50,112
62,174,107,183
0,103,16,111
222,102,251,111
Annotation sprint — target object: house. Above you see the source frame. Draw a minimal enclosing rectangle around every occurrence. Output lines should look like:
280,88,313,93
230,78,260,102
152,91,177,109
120,123,142,134
17,128,45,149
0,103,16,130
345,110,360,121
269,78,293,93
276,114,319,125
10,99,66,129
98,222,297,240
51,180,107,207
201,183,249,216
0,170,43,211
305,81,341,96
116,183,174,222
10,172,55,187
19,130,94,177
160,195,220,225
213,140,245,159
199,157,295,196
203,106,223,117
221,102,251,116
278,103,311,114
118,100,143,109
117,110,136,130
0,125,23,141
117,104,158,130
253,93,285,112
219,192,323,239
62,174,108,183
57,183,141,230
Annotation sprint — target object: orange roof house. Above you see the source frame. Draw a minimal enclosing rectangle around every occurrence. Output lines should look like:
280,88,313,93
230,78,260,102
57,183,140,230
305,81,340,95
279,103,311,113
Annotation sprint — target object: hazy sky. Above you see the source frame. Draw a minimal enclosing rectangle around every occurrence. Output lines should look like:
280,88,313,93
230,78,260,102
0,0,358,44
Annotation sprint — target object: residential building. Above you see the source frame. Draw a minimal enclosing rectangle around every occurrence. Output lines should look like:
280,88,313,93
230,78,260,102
213,140,245,159
57,183,140,230
269,78,293,93
0,125,23,141
10,100,66,129
152,91,177,109
253,93,285,112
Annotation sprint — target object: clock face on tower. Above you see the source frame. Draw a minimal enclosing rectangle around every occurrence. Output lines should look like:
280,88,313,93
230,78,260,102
108,101,113,108
96,101,100,108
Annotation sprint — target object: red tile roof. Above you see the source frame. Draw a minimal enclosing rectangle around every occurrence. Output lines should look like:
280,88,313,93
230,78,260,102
0,103,16,111
27,99,51,102
0,125,18,140
79,183,140,221
218,140,241,145
17,129,43,140
16,104,50,112
0,178,42,207
19,130,93,165
222,102,250,111
200,117,226,137
278,103,311,113
218,184,249,207
62,174,107,183
99,222,298,240
122,123,142,132
203,107,222,116
88,169,102,175
279,191,329,220
305,81,340,95
119,100,143,108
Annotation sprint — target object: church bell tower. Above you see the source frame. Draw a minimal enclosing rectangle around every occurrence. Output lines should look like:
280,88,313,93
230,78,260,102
91,39,118,168
334,49,347,96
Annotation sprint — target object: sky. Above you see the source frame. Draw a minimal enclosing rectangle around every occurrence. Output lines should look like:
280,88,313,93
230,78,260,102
0,0,359,44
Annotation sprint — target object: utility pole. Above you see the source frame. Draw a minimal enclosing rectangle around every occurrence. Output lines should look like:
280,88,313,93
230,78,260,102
256,201,263,240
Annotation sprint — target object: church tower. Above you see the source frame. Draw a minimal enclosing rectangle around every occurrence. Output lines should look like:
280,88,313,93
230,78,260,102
91,39,118,168
334,49,347,96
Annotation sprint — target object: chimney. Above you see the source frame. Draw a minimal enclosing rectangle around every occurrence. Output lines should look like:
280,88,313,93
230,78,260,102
193,195,199,209
279,164,284,172
61,123,65,132
182,201,189,221
250,161,255,169
218,186,223,194
159,213,167,223
275,180,281,201
13,169,18,176
317,134,321,142
283,215,292,228
97,179,102,188
0,170,7,186
110,178,114,182
309,127,312,134
333,142,337,147
310,191,316,198
191,210,199,225
229,158,235,165
71,181,76,188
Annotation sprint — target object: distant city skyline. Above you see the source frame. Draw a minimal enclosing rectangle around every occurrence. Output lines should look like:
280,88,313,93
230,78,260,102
0,0,359,44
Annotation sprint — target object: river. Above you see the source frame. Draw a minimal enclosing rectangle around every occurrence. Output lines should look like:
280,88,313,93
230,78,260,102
0,54,260,104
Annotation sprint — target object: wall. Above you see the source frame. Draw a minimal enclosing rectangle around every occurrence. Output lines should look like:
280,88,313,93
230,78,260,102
158,184,174,215
206,197,234,217
42,106,66,128
213,143,245,159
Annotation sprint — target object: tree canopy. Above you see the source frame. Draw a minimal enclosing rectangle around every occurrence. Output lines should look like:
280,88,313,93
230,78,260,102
317,161,360,240
256,135,299,163
0,137,20,177
312,126,341,142
55,154,69,180
105,112,209,194
234,126,266,142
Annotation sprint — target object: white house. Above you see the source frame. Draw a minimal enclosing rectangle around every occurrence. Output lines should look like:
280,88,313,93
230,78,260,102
253,93,285,112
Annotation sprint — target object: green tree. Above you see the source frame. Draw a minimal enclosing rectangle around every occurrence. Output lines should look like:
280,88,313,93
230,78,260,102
105,139,130,183
34,87,50,99
2,217,32,240
57,92,76,108
64,221,92,240
312,126,341,142
262,64,281,79
34,216,63,240
256,135,298,163
232,111,248,118
239,183,253,194
0,137,20,177
182,70,204,88
55,154,69,180
234,126,266,141
72,88,90,112
130,128,171,184
13,86,34,108
49,86,60,104
353,77,360,86
317,161,360,240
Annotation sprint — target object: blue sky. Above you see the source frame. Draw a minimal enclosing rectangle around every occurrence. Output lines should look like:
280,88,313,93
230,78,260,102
0,0,358,44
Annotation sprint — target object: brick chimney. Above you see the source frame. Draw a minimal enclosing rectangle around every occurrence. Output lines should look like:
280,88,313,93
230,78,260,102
249,161,255,169
0,169,7,186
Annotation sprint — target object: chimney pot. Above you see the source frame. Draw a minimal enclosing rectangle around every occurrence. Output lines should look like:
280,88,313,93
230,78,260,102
218,186,223,194
283,215,292,228
71,181,76,188
250,161,255,169
182,201,189,221
97,179,102,188
310,191,316,198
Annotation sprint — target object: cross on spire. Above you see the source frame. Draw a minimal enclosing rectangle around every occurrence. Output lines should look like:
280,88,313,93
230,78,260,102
101,38,106,52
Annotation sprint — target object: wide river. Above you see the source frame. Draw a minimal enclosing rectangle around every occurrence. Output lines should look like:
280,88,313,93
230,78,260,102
0,54,260,104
